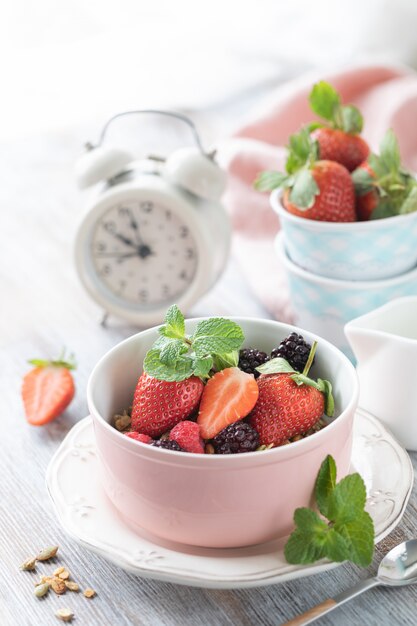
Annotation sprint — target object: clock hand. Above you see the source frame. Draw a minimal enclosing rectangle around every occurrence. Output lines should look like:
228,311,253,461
126,208,145,246
103,224,137,248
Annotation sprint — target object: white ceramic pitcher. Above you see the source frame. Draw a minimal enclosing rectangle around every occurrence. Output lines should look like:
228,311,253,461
345,296,417,451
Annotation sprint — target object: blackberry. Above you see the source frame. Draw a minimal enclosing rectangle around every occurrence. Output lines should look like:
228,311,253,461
212,422,260,454
271,332,313,373
150,440,184,452
238,348,269,378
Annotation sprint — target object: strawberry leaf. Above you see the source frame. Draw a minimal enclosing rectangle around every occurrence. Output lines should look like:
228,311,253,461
289,169,320,209
379,129,401,172
400,184,417,214
255,357,296,375
309,81,341,122
254,171,289,192
340,105,363,134
286,127,315,174
290,374,334,416
370,198,397,220
352,167,375,195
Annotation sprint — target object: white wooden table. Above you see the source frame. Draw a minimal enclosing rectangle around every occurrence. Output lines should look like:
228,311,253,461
1,123,417,626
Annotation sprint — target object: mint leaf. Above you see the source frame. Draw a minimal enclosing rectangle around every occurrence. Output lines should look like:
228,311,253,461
289,169,319,209
193,318,244,357
284,456,374,568
192,356,213,379
309,81,340,122
159,304,185,340
159,339,188,366
284,509,328,564
143,349,194,382
315,455,337,518
336,511,374,567
327,473,366,524
256,357,296,375
212,351,239,371
254,171,289,192
341,105,363,134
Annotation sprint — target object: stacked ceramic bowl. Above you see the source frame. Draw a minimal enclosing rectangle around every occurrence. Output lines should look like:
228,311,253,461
271,189,417,357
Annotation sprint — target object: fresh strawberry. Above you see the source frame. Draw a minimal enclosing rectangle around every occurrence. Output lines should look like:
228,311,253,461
282,159,356,222
255,127,356,222
131,372,203,438
311,127,369,173
249,373,325,446
197,367,259,439
124,431,153,444
22,354,76,426
308,81,369,172
169,421,204,454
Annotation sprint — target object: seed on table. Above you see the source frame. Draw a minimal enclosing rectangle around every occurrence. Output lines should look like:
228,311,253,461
83,587,96,598
20,557,37,571
58,569,70,580
37,545,59,561
51,578,67,595
55,608,74,622
34,583,50,598
54,566,65,576
65,581,79,592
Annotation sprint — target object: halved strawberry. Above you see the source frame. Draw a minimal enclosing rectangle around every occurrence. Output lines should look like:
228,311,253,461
197,367,259,439
22,355,76,426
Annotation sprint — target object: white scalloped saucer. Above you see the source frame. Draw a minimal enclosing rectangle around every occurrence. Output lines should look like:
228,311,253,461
46,409,413,589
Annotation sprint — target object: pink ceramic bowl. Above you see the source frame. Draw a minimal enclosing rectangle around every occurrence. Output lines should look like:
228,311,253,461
87,318,358,549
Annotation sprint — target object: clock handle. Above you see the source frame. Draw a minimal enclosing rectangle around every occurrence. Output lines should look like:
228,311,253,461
94,110,208,157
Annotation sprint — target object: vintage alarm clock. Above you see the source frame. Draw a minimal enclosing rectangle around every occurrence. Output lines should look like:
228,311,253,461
74,110,230,326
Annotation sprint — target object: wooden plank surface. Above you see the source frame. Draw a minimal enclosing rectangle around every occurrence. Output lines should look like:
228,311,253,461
1,125,417,626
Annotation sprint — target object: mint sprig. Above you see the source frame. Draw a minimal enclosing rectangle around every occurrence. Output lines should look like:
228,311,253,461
285,455,374,567
309,81,363,134
256,341,334,416
143,305,245,382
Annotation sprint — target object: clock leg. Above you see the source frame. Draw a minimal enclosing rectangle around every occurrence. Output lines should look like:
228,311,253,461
100,311,110,328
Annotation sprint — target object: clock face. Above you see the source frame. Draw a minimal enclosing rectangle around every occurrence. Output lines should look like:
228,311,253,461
90,200,198,307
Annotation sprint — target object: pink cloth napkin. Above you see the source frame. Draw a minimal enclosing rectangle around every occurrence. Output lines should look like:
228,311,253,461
216,64,417,321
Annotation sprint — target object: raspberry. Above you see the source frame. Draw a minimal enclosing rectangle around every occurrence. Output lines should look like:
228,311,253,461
271,333,313,373
124,432,153,444
150,439,184,452
169,421,204,454
212,421,260,454
238,348,269,378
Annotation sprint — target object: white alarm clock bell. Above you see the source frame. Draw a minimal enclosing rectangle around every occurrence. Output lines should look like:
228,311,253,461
74,110,230,326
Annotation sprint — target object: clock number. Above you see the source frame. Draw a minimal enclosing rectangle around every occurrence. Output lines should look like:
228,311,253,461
180,226,189,238
179,270,187,280
96,241,106,252
166,210,172,220
100,264,111,276
186,248,195,259
141,202,153,213
139,289,148,302
103,220,116,232
162,285,170,297
118,206,130,216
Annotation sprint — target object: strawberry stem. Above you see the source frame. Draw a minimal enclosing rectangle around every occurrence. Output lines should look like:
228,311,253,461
302,341,317,377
